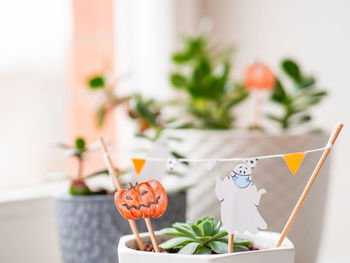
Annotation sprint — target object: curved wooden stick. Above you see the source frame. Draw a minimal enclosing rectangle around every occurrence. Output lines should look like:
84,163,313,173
276,123,343,247
99,137,144,250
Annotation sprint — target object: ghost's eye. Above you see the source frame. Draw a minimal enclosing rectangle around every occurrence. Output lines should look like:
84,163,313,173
141,190,149,196
243,171,246,174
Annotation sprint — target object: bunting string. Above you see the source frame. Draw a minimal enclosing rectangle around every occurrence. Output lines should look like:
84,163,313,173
105,146,328,163
103,121,341,176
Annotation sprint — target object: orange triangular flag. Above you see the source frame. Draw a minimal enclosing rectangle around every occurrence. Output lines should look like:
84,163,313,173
283,152,306,175
131,158,146,175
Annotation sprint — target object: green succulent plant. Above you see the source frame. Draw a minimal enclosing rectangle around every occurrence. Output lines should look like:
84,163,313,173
268,58,327,130
170,34,249,129
159,216,251,254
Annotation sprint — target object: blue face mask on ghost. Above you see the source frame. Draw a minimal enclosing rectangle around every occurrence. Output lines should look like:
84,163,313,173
231,172,251,188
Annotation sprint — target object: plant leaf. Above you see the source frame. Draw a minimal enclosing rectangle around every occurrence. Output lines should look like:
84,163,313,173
173,224,196,238
199,236,212,243
281,59,302,83
266,114,282,123
171,151,189,165
88,76,105,89
270,79,288,104
84,169,111,179
135,100,158,127
172,52,192,64
205,231,228,244
194,245,211,254
170,73,188,88
233,245,249,252
56,143,72,149
178,242,200,255
96,107,106,127
311,91,327,97
69,181,92,196
297,76,315,89
191,224,203,237
234,237,251,246
200,221,214,236
214,220,222,233
75,137,86,150
295,115,312,126
161,228,182,236
159,237,192,249
208,241,227,254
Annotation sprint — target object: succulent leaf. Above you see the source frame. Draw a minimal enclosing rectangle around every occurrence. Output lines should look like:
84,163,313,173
178,242,200,255
158,237,193,249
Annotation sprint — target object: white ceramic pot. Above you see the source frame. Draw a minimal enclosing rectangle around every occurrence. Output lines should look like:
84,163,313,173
118,231,294,263
164,129,330,263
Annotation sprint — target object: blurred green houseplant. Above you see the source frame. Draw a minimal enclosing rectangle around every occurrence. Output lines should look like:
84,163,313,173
88,74,166,141
268,59,327,130
87,39,327,133
170,35,248,129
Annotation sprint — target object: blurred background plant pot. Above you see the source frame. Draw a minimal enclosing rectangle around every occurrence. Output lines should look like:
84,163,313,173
165,129,329,263
54,192,186,263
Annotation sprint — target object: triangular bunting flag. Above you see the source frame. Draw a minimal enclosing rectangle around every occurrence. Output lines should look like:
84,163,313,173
167,158,178,171
131,158,146,175
283,152,306,175
205,160,217,171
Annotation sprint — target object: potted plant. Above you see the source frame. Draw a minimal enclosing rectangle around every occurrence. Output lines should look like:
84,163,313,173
161,34,328,263
114,125,343,263
54,137,127,263
54,136,188,263
118,216,295,263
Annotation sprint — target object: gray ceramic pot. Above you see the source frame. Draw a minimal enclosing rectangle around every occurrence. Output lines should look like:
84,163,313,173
55,192,186,263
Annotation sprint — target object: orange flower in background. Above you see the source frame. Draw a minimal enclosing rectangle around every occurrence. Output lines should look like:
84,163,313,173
115,180,168,220
244,63,276,91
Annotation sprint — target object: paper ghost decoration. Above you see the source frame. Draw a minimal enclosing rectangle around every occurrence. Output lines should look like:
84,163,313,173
215,162,267,234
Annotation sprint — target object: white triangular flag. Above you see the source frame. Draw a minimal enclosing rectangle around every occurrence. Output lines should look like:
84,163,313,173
205,160,217,171
167,158,178,171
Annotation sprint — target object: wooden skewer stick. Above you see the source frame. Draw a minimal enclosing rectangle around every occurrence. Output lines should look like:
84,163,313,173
99,137,144,250
276,123,344,247
145,217,160,252
252,90,263,130
228,234,234,253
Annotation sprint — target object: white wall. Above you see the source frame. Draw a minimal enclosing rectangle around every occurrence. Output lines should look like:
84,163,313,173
0,0,72,189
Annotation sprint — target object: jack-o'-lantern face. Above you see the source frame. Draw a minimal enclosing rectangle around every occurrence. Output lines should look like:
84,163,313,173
114,180,168,220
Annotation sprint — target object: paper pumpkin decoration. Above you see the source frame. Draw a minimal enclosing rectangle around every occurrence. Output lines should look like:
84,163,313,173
244,63,276,91
215,163,267,234
114,180,168,220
